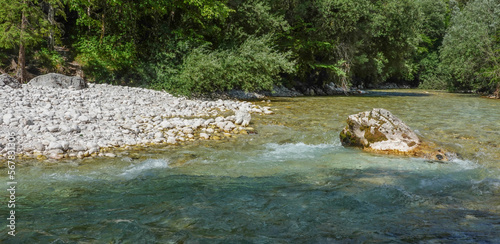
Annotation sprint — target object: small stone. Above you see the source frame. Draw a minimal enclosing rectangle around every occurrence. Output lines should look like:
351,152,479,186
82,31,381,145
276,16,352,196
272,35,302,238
235,109,251,126
154,132,164,138
71,144,87,152
47,142,63,150
78,115,90,123
47,125,60,132
167,137,177,144
48,149,64,159
160,121,173,129
70,124,81,133
199,133,210,140
104,153,117,158
88,147,99,155
36,155,47,160
182,127,194,134
87,142,99,150
33,142,45,151
60,141,70,151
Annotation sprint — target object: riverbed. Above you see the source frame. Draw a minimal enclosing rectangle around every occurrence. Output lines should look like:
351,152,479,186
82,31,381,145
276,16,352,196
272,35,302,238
1,89,499,242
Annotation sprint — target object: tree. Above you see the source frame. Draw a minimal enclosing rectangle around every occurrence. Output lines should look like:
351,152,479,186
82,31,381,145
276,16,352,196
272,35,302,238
0,0,62,82
439,0,500,93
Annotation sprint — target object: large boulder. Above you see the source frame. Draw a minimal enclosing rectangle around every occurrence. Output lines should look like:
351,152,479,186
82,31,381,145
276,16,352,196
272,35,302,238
28,73,87,89
0,74,21,88
340,108,455,161
340,108,420,152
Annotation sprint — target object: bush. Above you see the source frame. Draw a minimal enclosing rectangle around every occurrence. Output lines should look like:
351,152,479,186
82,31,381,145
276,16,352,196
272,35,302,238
32,48,66,73
152,35,295,95
74,35,136,84
439,0,500,92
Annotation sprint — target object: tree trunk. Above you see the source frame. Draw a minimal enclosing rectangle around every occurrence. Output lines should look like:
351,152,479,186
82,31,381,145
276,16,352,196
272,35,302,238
48,3,55,50
100,13,105,44
18,0,27,83
495,83,500,99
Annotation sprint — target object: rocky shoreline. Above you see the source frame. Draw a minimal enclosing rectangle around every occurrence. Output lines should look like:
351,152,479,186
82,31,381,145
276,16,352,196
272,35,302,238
0,74,272,160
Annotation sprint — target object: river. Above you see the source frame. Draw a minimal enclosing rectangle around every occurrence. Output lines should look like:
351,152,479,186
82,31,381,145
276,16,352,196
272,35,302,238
2,89,499,243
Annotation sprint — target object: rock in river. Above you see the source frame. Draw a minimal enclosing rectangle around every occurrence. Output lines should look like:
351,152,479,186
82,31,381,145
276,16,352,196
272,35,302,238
340,108,455,161
340,108,420,152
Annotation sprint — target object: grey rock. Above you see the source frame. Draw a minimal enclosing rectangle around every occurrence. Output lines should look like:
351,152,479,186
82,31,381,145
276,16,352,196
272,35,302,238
70,124,81,133
88,147,99,155
28,73,87,90
48,149,65,159
78,115,90,123
47,125,60,132
70,144,87,152
340,108,420,152
60,141,69,151
33,142,45,151
0,74,21,88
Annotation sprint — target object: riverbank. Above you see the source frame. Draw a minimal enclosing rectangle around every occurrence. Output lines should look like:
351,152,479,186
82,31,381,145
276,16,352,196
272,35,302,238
0,82,272,161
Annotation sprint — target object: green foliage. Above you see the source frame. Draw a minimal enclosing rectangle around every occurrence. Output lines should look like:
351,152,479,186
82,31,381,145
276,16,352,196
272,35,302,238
32,47,65,72
74,35,136,83
439,0,500,92
0,0,46,49
414,0,450,87
68,0,232,84
152,35,295,95
0,0,496,95
417,52,448,89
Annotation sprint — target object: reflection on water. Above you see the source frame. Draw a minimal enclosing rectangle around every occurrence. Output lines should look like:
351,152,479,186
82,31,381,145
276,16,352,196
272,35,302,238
1,90,500,242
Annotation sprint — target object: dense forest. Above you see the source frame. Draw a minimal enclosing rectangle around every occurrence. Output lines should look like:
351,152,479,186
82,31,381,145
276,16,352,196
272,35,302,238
1,0,499,97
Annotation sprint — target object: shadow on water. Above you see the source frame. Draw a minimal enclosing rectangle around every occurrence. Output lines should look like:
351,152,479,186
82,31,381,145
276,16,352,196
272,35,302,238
364,90,433,97
266,90,433,104
3,166,500,243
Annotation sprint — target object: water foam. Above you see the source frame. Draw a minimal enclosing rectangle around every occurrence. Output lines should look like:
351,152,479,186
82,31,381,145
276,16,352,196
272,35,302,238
120,159,170,179
262,142,339,162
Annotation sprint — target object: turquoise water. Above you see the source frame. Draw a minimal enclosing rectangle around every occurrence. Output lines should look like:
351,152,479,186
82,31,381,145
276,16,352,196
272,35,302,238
2,90,500,243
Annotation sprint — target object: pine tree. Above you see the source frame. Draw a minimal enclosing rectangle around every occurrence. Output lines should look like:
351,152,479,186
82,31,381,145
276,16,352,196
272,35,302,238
0,0,62,83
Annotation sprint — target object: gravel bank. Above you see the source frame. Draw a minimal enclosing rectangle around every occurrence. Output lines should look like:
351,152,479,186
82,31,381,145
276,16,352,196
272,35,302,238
0,83,272,160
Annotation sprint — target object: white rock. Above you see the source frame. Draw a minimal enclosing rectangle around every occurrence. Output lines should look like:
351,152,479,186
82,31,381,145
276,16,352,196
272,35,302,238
47,125,60,132
47,142,63,150
235,109,251,126
166,137,177,144
78,115,90,123
60,141,69,151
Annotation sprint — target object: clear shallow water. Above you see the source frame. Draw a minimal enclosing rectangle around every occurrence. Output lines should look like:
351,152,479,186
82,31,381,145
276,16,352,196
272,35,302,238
2,90,500,243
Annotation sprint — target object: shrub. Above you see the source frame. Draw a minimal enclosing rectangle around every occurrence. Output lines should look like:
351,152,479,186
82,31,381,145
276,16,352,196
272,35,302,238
153,35,295,95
